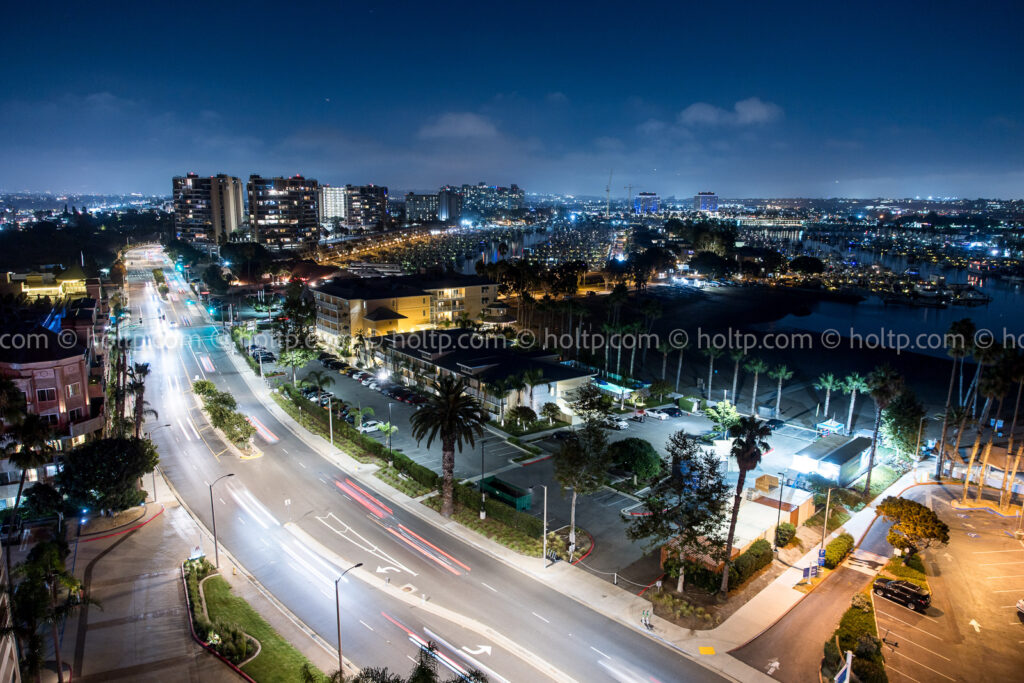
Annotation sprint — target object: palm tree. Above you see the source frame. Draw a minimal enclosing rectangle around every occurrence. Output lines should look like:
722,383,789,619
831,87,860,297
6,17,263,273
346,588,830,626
729,350,746,404
935,320,973,478
0,375,25,424
488,377,512,426
507,373,528,413
863,365,904,497
521,368,545,411
674,340,689,393
947,318,976,407
657,342,672,381
302,369,335,397
409,376,486,518
720,416,773,594
627,321,645,378
974,366,1010,501
745,358,769,416
768,364,793,418
842,372,868,435
128,362,154,439
703,344,724,400
814,373,842,419
601,323,616,373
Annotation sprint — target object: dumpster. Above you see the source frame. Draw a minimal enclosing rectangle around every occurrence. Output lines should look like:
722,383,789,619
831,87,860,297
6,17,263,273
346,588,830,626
481,476,532,512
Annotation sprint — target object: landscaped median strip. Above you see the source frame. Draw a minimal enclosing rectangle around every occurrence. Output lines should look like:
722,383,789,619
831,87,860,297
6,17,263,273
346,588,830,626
285,523,577,683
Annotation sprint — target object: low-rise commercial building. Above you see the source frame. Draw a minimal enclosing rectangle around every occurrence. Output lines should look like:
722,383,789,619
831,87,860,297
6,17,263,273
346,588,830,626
312,274,496,346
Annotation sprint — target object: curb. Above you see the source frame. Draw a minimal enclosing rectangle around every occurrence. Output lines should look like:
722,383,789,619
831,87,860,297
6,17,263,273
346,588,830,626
181,565,257,683
79,505,165,543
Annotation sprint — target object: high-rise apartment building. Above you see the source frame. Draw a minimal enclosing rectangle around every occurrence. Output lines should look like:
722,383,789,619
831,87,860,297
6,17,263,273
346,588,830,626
319,186,347,224
438,187,462,223
694,191,718,212
343,185,388,231
458,182,524,217
634,192,660,215
405,192,439,223
247,175,320,248
172,173,243,244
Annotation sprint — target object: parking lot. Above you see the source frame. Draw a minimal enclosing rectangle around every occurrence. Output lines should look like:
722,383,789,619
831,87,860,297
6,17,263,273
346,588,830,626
874,486,1024,683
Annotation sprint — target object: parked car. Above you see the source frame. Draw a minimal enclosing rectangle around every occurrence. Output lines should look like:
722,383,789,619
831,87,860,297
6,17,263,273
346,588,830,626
1016,598,1024,615
647,409,670,420
317,393,334,407
610,419,629,430
551,430,575,441
317,351,335,361
661,407,683,417
254,352,276,363
873,579,930,612
766,418,784,430
247,344,265,353
357,420,382,434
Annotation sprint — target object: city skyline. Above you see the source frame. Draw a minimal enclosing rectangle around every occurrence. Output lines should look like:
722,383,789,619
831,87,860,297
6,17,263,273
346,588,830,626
2,1,1022,198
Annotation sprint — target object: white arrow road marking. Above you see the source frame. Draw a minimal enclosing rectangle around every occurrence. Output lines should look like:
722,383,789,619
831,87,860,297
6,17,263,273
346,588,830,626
376,566,401,574
462,645,492,656
766,659,780,675
969,618,981,632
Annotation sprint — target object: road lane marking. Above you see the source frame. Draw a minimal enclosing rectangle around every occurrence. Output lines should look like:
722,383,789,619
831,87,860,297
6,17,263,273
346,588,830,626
481,582,498,593
360,620,375,632
589,646,610,659
532,612,549,623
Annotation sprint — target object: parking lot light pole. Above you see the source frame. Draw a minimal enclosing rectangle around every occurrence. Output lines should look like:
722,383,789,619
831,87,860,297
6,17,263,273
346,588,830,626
146,423,173,501
541,484,548,567
387,402,393,458
210,473,235,568
335,562,363,676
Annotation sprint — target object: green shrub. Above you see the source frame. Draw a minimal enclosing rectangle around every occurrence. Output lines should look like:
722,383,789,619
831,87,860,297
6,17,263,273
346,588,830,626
193,379,217,397
851,657,888,683
904,552,925,574
213,622,250,664
851,592,872,612
733,539,774,585
824,532,854,569
775,522,796,547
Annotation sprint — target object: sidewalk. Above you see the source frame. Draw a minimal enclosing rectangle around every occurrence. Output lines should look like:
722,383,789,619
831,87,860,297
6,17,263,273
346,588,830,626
60,465,337,683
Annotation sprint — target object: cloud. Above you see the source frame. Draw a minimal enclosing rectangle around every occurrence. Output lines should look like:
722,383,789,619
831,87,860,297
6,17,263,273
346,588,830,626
678,97,783,126
545,91,569,104
417,112,500,139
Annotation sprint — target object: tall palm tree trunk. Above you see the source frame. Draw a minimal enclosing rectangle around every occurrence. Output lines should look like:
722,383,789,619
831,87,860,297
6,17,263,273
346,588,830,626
750,373,760,415
1004,446,1022,509
707,358,715,400
847,390,858,433
675,351,684,392
935,357,958,479
775,376,784,418
441,441,455,518
719,470,747,594
863,406,883,497
961,435,982,502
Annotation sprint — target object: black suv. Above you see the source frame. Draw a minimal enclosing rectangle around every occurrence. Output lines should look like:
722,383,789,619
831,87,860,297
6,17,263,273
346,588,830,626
873,579,930,612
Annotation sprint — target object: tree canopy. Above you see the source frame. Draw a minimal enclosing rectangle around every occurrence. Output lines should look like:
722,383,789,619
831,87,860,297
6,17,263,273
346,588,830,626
607,437,662,480
59,437,159,512
876,496,950,552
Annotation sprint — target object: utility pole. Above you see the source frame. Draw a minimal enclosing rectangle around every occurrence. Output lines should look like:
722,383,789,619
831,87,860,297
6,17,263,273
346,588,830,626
774,471,786,551
821,488,833,551
480,439,487,520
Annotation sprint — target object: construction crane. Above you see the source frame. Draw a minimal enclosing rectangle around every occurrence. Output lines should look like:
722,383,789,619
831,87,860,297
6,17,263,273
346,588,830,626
624,184,634,214
605,169,613,218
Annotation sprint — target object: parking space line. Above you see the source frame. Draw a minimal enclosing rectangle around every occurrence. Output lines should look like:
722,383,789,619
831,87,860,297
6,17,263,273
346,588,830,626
979,561,1024,566
884,663,922,683
875,611,943,640
985,574,1024,579
886,650,955,682
973,549,1024,554
884,631,950,661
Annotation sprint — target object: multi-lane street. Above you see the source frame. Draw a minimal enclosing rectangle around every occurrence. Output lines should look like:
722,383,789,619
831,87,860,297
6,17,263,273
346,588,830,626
124,247,727,682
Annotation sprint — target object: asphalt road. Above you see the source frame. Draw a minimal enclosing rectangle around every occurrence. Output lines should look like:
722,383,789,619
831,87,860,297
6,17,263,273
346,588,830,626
125,248,726,682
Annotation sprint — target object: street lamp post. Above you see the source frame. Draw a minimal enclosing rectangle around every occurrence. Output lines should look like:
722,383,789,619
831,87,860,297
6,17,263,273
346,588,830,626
335,562,363,676
541,484,548,567
387,402,394,461
209,473,235,568
820,488,833,551
328,396,334,446
774,470,786,551
146,423,172,501
914,415,927,462
479,439,487,521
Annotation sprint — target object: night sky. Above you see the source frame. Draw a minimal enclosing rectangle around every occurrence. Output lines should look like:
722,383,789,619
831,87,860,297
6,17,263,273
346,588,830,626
2,1,1022,198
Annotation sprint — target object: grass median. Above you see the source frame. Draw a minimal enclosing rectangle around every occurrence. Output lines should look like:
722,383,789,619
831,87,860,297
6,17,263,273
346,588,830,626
202,575,324,681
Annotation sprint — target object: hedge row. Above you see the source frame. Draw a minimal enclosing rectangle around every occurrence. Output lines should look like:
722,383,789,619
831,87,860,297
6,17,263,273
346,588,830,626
675,538,775,593
823,592,887,683
825,532,855,569
449,481,544,538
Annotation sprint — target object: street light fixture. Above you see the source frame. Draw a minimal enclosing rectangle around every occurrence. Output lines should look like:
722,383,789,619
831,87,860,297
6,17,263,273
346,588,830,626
774,470,787,551
146,423,173,501
335,562,363,676
209,473,235,568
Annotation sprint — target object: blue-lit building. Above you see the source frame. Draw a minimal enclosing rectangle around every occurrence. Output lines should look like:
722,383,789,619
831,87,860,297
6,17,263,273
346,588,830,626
694,191,718,212
633,192,660,215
